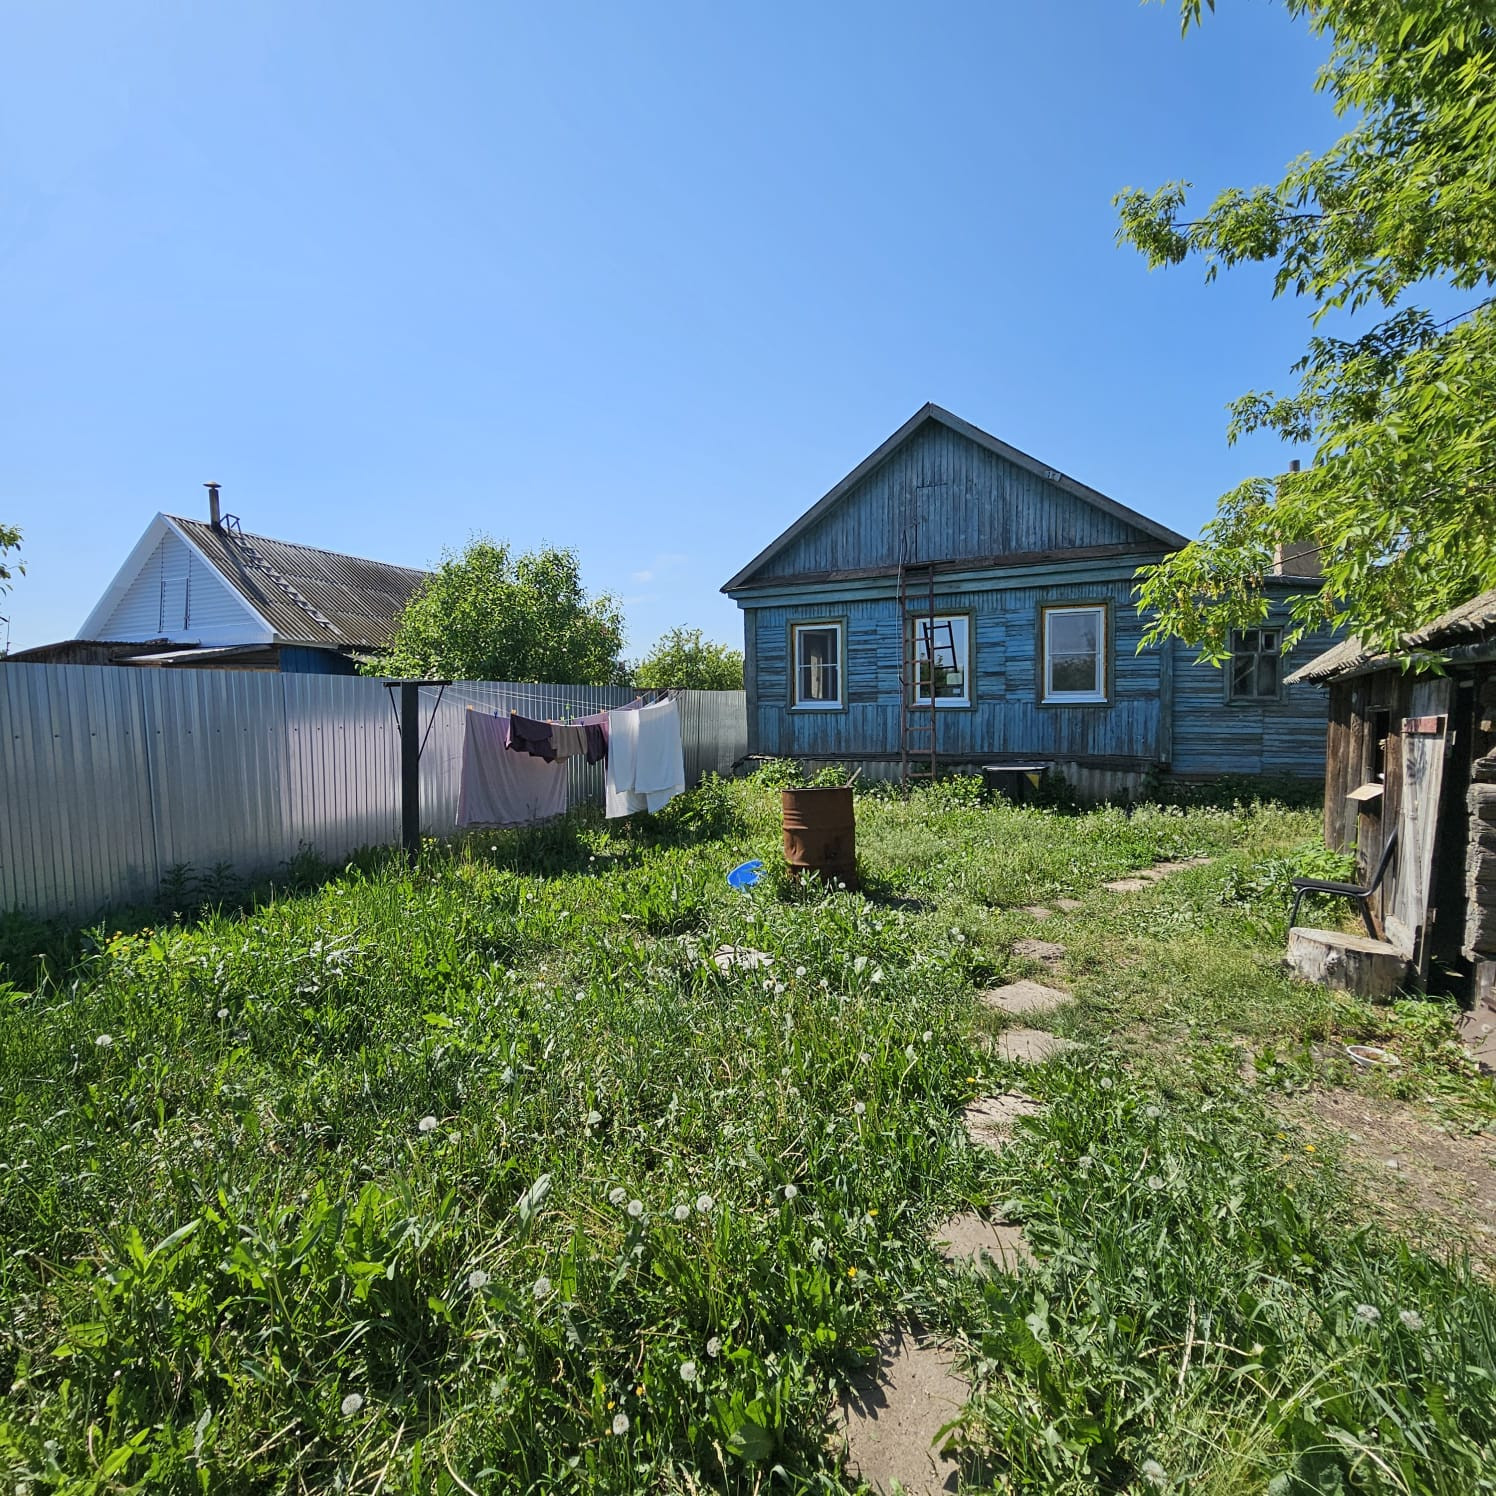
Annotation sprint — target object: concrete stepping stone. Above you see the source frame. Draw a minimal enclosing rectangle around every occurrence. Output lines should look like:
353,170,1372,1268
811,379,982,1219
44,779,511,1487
978,979,1071,1020
838,1325,965,1496
1055,898,1084,912
1021,905,1054,920
1012,937,1066,965
934,1212,1033,1272
961,1092,1041,1152
994,1028,1082,1064
1102,876,1154,893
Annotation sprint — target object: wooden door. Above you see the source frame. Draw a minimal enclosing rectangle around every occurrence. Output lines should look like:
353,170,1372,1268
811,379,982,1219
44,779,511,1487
1387,676,1454,979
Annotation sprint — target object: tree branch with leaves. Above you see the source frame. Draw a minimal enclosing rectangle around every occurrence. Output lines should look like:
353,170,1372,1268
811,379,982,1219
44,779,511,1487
1120,0,1496,660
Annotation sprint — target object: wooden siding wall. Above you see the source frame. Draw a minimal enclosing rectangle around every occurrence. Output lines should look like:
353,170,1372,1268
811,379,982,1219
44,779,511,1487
761,422,1151,576
1169,621,1340,777
747,577,1168,764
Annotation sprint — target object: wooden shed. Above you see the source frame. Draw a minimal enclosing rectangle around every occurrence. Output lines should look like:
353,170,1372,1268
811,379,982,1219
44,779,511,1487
1284,588,1496,1004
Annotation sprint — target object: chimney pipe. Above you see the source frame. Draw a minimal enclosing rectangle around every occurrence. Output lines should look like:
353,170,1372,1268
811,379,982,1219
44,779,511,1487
205,481,221,528
1288,459,1301,473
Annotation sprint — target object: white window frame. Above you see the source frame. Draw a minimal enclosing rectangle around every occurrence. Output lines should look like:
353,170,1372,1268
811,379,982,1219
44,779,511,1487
1228,626,1282,702
910,613,971,707
790,620,844,710
1042,604,1107,704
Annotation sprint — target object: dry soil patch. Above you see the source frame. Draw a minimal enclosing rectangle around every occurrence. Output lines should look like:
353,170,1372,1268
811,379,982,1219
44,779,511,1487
1021,905,1055,920
838,1325,965,1496
1299,1089,1496,1266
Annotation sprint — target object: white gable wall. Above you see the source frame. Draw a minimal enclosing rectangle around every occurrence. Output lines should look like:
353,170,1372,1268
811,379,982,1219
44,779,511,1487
82,517,272,645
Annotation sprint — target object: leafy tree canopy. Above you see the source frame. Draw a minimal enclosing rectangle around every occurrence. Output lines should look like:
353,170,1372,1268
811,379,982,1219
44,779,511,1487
1120,0,1496,661
632,627,744,691
0,522,21,594
366,539,625,685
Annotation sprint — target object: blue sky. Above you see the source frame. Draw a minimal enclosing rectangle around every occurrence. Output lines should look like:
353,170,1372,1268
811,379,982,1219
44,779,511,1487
2,1,1348,655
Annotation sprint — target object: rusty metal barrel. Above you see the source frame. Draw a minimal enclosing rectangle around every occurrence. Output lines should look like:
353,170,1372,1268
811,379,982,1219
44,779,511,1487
781,786,858,889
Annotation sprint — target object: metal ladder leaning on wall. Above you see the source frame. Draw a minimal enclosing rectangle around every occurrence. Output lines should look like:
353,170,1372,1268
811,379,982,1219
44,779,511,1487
897,559,957,787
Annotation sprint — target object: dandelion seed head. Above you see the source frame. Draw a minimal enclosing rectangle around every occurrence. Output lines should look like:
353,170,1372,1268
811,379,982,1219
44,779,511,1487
1146,1175,1164,1191
611,1412,629,1436
586,1110,602,1127
853,1101,866,1116
1145,1105,1161,1119
904,1043,917,1062
532,1276,551,1300
417,1114,438,1133
678,1359,697,1383
1398,1308,1424,1330
1141,1458,1167,1486
783,1183,799,1200
795,966,806,977
216,1007,229,1020
706,1335,722,1357
858,1051,871,1064
695,1193,714,1213
95,1034,113,1048
1354,1303,1381,1325
672,1202,690,1221
608,1187,627,1206
340,1392,364,1417
626,1199,643,1219
922,1030,933,1043
1099,1076,1114,1090
467,1269,489,1290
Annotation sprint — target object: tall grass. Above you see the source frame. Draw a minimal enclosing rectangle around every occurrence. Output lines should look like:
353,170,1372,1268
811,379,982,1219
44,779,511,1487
1,775,1491,1493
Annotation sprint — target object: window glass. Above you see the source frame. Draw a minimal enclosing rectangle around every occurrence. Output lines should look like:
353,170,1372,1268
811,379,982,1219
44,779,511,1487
912,615,970,705
1229,627,1281,701
792,623,842,708
1043,606,1105,701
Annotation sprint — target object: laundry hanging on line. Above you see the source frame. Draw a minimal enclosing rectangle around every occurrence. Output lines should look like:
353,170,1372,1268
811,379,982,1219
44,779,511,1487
506,711,607,765
457,712,568,828
605,697,685,817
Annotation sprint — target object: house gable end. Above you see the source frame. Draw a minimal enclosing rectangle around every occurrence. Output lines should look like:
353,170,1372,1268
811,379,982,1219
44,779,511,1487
723,405,1185,592
80,515,274,646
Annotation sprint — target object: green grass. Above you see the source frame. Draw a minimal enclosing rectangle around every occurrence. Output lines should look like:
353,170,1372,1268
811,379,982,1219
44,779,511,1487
1,773,1493,1494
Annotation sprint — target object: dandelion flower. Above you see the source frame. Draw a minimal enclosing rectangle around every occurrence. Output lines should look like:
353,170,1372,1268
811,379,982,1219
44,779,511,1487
1141,1458,1167,1487
1304,1144,1316,1154
467,1269,490,1290
626,1199,643,1219
1398,1309,1424,1330
609,1187,627,1207
867,1207,878,1217
847,1266,858,1278
673,1203,691,1222
679,1359,698,1383
532,1276,552,1300
612,1412,629,1436
695,1193,714,1213
706,1335,722,1358
795,966,806,977
783,1183,799,1200
417,1115,438,1133
853,1101,866,1116
340,1392,365,1417
95,1034,114,1048
1354,1303,1381,1325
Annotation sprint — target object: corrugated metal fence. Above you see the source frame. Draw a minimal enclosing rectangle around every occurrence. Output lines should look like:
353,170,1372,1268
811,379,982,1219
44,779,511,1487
0,663,747,918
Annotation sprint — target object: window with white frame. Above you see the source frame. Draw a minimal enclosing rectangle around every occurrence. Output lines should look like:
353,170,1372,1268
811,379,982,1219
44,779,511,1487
1229,627,1281,701
911,614,970,706
791,621,843,708
1041,604,1107,703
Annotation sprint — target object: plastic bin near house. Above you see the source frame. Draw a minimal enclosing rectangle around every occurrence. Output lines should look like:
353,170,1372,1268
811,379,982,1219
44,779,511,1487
981,764,1050,805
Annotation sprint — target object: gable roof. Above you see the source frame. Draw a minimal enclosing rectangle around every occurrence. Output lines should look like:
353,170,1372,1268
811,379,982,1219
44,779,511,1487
1285,586,1496,685
78,513,429,651
722,403,1188,593
168,517,430,648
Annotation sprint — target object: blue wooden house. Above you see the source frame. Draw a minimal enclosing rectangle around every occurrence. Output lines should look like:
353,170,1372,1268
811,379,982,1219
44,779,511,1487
721,405,1339,797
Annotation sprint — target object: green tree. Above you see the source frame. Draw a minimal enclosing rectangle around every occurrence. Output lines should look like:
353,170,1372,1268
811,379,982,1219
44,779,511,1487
1119,1,1496,660
0,522,21,595
366,539,626,684
632,626,744,691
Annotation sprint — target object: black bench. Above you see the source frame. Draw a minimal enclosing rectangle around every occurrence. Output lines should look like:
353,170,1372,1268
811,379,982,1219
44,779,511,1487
1289,830,1398,939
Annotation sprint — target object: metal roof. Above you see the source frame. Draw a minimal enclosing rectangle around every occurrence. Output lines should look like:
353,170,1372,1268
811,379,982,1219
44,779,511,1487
1285,586,1496,684
169,517,429,649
